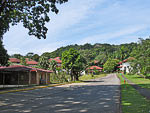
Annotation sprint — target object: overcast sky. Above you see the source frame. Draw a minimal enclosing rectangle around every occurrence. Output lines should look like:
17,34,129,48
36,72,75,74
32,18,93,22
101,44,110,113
3,0,150,55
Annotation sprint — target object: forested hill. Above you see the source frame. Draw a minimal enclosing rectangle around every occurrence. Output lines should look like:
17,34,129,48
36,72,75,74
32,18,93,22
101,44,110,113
41,42,137,64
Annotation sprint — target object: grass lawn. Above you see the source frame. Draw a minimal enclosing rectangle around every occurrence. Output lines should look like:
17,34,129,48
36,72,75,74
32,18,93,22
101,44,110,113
124,74,150,89
79,74,106,81
118,75,150,113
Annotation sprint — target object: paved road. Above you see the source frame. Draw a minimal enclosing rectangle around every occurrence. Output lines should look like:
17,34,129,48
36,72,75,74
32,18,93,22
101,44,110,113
0,74,121,113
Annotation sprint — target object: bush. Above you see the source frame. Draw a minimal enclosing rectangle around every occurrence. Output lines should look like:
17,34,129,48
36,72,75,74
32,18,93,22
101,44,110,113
50,72,71,83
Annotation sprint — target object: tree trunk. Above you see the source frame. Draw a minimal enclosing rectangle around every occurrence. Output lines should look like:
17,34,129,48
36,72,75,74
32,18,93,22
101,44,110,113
74,71,79,81
75,74,79,81
70,70,74,81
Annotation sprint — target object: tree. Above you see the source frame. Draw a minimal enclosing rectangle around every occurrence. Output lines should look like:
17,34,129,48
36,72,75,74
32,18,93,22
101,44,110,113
103,58,119,73
130,38,150,77
20,56,27,66
38,56,50,69
62,48,86,81
11,54,22,59
0,0,68,39
32,54,40,62
0,40,9,66
50,60,57,74
26,52,34,60
95,53,108,66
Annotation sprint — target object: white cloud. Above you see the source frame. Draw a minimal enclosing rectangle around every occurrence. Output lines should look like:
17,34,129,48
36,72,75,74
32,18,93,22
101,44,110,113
78,25,148,44
3,0,150,55
8,48,22,55
46,0,104,38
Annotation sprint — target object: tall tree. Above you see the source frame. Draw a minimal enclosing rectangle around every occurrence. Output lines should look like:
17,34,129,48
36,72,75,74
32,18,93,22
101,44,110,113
62,48,86,81
50,60,57,74
0,0,68,39
31,54,40,62
20,56,27,66
130,38,150,76
103,58,119,73
38,56,50,69
0,40,9,66
11,54,22,59
26,52,34,60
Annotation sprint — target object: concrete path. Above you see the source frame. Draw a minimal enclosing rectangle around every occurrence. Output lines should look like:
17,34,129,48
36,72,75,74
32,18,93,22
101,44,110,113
0,74,121,113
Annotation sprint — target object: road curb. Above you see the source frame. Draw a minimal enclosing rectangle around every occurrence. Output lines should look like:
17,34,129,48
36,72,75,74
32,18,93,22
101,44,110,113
0,83,72,94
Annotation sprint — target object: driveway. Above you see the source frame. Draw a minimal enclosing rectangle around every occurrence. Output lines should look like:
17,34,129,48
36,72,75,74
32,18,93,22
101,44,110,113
0,74,121,113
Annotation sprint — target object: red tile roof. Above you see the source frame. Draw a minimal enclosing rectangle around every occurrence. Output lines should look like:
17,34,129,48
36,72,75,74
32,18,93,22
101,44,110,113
9,58,20,63
26,60,38,65
49,57,62,64
55,57,61,59
94,60,99,64
118,57,135,64
118,61,122,64
87,66,103,70
0,65,53,73
117,65,123,68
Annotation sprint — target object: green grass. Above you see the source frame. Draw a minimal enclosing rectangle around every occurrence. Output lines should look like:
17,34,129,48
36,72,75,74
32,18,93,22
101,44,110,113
124,74,150,89
118,75,150,113
50,73,106,84
79,74,106,81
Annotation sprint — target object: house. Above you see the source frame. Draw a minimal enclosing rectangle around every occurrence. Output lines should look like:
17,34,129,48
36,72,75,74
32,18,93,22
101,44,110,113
0,65,53,86
87,66,103,74
9,58,38,67
9,58,20,64
118,57,134,73
94,60,99,64
49,57,62,67
26,60,38,67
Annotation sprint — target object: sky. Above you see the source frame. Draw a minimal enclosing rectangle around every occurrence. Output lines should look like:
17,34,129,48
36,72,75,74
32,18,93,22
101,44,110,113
3,0,150,55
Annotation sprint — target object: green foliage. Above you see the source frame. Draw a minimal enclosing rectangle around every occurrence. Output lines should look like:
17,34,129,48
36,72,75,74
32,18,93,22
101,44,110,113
10,54,22,59
103,58,119,72
130,38,150,76
0,40,9,66
124,74,150,89
41,43,136,66
0,0,68,39
20,57,27,66
118,75,150,113
50,72,70,83
38,56,50,69
62,48,86,81
95,53,107,65
26,52,34,60
79,74,106,81
49,60,57,73
31,54,40,62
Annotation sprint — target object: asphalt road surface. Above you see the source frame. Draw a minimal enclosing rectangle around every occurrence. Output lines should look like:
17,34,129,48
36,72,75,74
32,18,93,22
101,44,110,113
0,74,121,113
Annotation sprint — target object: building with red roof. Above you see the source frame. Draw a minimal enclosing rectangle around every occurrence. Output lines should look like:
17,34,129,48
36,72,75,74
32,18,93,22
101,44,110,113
87,66,103,73
26,60,38,66
88,66,103,70
49,57,62,67
0,65,53,86
118,57,134,73
9,58,20,64
94,60,99,64
9,58,38,67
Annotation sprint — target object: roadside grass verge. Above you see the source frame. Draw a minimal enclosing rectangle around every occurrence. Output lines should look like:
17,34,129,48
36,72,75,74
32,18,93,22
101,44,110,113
118,75,150,113
79,74,106,81
124,74,150,89
50,73,106,84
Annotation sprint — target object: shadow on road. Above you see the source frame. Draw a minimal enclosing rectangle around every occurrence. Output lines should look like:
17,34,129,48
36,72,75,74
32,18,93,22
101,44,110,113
0,84,120,113
81,80,104,83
